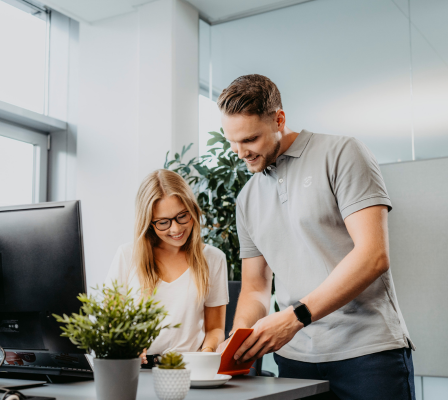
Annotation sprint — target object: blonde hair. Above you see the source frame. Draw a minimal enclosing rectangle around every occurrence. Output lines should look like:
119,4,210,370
132,169,209,300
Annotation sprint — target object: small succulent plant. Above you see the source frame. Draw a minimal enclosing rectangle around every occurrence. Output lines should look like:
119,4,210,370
157,351,186,370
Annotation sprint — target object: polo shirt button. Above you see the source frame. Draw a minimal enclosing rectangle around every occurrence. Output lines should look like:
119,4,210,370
279,178,284,183
267,166,271,170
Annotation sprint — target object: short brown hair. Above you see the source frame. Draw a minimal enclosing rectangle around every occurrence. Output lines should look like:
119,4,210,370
217,74,282,118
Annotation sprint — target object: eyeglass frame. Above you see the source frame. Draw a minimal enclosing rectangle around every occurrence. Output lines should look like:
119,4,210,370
151,210,192,231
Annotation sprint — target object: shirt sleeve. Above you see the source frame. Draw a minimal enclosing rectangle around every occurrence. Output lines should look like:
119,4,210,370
333,137,392,220
236,199,262,259
204,251,229,307
104,246,129,295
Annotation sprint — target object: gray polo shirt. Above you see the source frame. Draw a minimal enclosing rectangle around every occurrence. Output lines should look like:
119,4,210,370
236,130,414,363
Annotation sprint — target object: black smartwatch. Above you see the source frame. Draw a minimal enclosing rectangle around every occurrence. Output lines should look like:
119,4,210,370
292,301,312,327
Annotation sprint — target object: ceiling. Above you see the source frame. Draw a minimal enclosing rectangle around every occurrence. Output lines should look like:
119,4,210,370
38,0,313,25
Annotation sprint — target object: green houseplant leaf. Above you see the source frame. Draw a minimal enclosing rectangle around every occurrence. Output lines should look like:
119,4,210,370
53,281,178,359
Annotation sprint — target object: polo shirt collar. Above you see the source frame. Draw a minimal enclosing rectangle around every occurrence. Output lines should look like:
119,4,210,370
283,129,313,158
262,129,313,175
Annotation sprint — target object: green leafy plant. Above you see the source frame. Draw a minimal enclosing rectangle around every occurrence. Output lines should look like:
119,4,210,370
164,129,252,281
157,351,186,369
53,281,179,359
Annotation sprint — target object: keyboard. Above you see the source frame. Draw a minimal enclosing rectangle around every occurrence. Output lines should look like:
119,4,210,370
1,364,93,378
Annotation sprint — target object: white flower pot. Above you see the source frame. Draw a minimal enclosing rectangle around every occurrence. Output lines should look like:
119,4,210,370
153,367,191,400
94,358,141,400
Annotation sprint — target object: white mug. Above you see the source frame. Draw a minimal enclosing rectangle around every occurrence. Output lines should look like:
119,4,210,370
181,352,221,380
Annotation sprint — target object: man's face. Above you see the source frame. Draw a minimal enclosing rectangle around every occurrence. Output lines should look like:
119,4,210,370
222,112,284,173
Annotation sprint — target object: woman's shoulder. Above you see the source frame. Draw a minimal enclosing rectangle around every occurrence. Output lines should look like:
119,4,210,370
106,242,136,288
203,244,227,266
113,242,134,269
118,242,134,258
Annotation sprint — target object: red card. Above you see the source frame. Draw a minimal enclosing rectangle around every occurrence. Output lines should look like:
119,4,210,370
218,328,254,376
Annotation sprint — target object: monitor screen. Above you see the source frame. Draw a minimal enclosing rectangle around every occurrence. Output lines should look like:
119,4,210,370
0,201,86,354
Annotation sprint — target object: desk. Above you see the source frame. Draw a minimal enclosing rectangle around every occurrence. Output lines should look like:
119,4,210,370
18,370,329,400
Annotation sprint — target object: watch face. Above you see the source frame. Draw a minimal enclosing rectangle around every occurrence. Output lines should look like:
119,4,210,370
0,346,5,367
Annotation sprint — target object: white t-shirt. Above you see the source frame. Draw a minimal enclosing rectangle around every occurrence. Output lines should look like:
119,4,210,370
105,243,229,355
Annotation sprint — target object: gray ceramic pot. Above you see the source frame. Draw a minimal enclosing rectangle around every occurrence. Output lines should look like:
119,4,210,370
94,358,141,400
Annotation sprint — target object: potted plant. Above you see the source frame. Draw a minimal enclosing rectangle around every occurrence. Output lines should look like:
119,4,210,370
153,351,190,400
54,282,176,400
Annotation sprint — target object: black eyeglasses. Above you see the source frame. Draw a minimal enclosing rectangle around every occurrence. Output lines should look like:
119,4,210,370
151,211,192,231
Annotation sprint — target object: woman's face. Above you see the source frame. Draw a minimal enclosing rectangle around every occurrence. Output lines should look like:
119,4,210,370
151,195,194,249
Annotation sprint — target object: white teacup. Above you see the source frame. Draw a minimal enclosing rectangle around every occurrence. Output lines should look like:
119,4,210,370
182,352,221,380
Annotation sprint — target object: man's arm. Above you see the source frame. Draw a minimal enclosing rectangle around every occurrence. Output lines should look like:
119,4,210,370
300,205,390,320
232,255,273,331
216,255,272,353
235,205,390,363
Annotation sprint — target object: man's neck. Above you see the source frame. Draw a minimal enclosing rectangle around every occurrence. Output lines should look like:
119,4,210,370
278,126,300,156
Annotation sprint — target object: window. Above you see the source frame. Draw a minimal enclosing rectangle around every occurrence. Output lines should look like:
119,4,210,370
0,120,48,206
0,135,34,206
198,94,222,157
0,0,48,113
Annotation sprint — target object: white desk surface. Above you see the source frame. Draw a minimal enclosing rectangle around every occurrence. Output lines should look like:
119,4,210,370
14,370,329,400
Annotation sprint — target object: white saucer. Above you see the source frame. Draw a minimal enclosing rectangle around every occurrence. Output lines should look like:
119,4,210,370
190,374,232,388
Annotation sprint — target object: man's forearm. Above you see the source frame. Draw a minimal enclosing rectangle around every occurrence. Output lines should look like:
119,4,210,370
301,245,389,322
232,290,270,333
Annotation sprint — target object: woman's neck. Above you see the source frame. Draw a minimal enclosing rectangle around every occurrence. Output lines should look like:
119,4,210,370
155,241,184,256
153,243,189,283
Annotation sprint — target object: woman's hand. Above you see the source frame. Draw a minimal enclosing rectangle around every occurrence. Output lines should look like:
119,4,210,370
201,346,215,352
139,349,148,364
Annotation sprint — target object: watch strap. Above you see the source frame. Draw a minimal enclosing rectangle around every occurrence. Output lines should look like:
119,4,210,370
292,301,312,327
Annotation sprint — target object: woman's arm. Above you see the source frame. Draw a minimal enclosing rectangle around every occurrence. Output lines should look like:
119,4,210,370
201,305,226,352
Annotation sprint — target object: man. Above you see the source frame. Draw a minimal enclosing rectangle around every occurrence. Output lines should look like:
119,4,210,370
217,74,415,400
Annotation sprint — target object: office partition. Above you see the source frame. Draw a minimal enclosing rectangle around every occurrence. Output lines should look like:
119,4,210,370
381,157,448,377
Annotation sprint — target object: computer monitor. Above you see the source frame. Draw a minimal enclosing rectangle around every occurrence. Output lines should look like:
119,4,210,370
0,201,92,378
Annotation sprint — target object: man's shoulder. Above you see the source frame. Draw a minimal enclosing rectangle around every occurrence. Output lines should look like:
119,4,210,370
306,132,372,164
309,131,358,149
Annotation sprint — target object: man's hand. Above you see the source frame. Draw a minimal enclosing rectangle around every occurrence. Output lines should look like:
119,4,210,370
234,306,302,363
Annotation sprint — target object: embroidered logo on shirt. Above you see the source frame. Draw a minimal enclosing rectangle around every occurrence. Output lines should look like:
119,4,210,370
303,176,312,188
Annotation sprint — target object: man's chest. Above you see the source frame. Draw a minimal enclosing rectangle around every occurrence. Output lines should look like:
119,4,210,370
247,159,341,232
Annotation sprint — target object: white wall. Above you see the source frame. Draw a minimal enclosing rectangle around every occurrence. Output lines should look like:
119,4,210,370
77,12,140,289
76,0,199,289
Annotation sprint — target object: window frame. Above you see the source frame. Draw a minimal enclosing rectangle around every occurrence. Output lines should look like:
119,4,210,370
0,1,78,204
0,120,48,203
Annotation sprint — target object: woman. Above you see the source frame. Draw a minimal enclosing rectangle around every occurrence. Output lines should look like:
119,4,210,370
105,169,228,363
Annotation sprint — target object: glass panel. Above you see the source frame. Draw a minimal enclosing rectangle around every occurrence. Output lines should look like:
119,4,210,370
410,0,448,160
0,135,34,206
199,19,211,99
0,0,47,113
198,94,222,157
208,0,414,164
